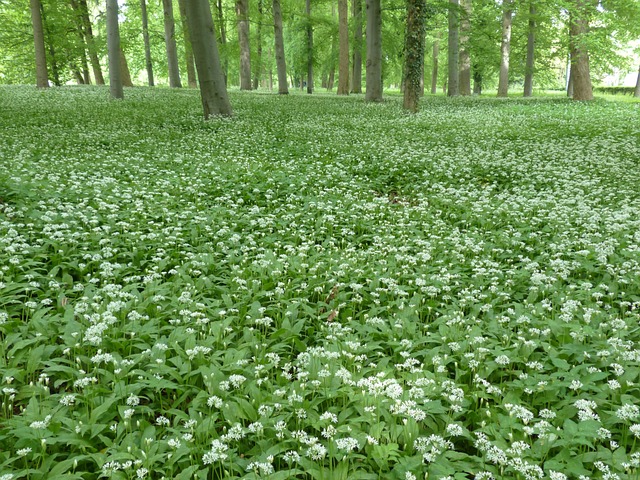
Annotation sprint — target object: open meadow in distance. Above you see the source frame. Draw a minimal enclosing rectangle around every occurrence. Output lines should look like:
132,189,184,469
1,87,640,479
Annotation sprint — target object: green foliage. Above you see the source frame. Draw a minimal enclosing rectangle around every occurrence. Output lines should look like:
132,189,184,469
1,87,640,479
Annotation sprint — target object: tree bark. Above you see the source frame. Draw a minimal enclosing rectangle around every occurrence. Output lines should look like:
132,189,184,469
635,64,640,98
337,0,350,94
120,45,134,87
458,0,471,95
106,0,123,99
69,0,91,84
253,0,263,89
236,0,251,90
178,0,197,88
569,0,593,101
431,35,439,94
497,0,513,97
328,60,336,90
185,0,232,117
40,3,60,86
473,69,482,94
163,0,182,88
523,1,536,97
216,0,228,85
365,0,382,101
140,0,154,86
403,0,426,112
306,0,313,93
351,0,362,93
447,0,459,96
30,0,49,88
80,0,104,84
272,0,288,94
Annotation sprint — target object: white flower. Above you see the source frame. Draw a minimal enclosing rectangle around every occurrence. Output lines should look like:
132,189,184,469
446,423,464,436
283,451,301,464
335,437,359,453
616,404,639,421
202,439,228,464
306,443,327,460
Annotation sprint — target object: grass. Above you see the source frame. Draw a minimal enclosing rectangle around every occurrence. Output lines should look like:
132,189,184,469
0,85,639,480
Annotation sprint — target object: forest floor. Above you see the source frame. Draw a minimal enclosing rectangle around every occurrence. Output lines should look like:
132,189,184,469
1,86,640,480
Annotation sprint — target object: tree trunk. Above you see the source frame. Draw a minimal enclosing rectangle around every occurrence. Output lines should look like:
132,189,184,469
523,1,535,97
253,0,263,89
178,0,197,88
80,53,90,84
403,0,426,112
447,0,459,96
162,0,182,88
40,3,60,86
69,0,91,84
185,0,232,117
351,0,362,93
635,64,640,98
140,0,154,86
365,0,382,101
236,0,251,90
216,0,228,85
30,0,49,88
106,0,123,99
569,0,593,101
497,0,513,97
473,69,482,94
120,45,134,87
458,0,471,95
431,34,439,94
337,0,350,94
567,66,574,97
328,62,335,90
80,0,104,84
306,0,313,93
73,67,84,84
272,0,288,94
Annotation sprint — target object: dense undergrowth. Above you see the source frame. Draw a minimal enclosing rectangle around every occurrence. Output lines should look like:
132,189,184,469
0,86,640,480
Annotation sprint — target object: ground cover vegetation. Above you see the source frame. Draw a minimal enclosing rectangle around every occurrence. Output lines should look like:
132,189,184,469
1,87,640,479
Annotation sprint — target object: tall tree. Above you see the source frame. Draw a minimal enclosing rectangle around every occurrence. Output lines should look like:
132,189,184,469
216,0,228,84
635,64,640,98
69,0,91,84
119,45,133,87
30,0,49,88
365,0,382,101
569,0,593,101
403,0,426,112
497,0,513,97
40,3,60,86
306,0,313,93
447,0,459,96
253,0,263,89
80,0,104,84
162,0,182,88
185,0,232,117
351,0,363,93
236,0,251,90
458,0,471,95
337,0,350,94
431,34,439,94
272,0,288,94
178,0,197,88
523,1,536,97
140,0,154,86
106,0,123,99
